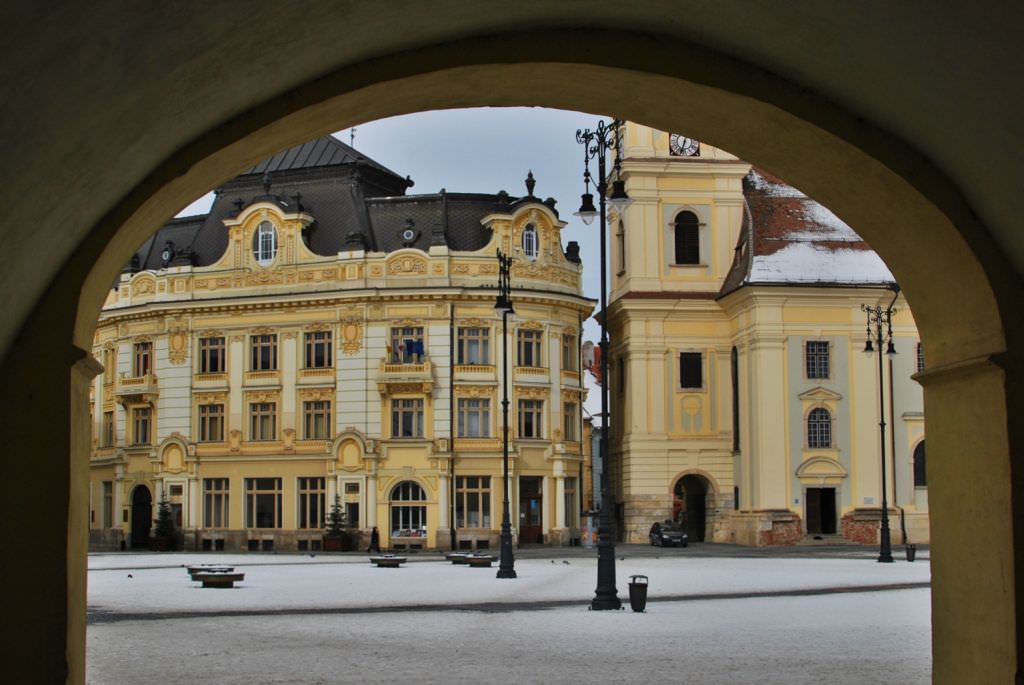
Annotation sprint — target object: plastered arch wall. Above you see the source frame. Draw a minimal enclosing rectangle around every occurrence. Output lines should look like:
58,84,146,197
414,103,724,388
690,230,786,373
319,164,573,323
2,26,1021,685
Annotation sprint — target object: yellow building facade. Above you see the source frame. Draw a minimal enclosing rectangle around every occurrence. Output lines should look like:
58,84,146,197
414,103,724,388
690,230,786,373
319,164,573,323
609,124,928,546
88,137,592,552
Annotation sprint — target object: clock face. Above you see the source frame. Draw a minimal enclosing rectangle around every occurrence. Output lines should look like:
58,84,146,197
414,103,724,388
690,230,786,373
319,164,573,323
161,249,172,262
669,133,700,157
402,228,416,242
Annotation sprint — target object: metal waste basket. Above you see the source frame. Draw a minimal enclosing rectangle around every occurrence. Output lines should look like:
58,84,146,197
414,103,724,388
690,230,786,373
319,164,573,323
628,574,649,612
906,544,917,562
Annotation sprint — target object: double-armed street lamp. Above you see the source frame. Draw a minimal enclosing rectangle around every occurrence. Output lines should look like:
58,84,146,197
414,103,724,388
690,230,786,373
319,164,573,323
574,119,632,610
862,284,901,564
495,249,517,579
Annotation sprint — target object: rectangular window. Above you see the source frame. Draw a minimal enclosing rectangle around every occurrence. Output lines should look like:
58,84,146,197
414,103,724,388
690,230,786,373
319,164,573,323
564,477,578,528
390,326,425,363
199,336,226,373
917,342,925,374
518,399,544,438
391,398,424,438
198,404,225,442
455,476,492,528
457,327,490,365
249,402,277,441
133,341,151,376
563,402,578,442
102,410,115,447
250,334,278,371
245,477,282,528
297,477,325,529
346,502,360,529
344,482,360,494
679,352,703,389
303,400,331,440
102,481,113,528
203,478,229,528
457,398,491,437
132,406,151,444
562,333,578,371
517,329,542,367
806,340,830,379
304,330,333,369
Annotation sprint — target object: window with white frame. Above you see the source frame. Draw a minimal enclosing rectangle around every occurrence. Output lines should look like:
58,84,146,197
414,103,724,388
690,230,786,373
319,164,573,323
253,221,277,266
522,223,538,259
517,329,542,367
807,407,833,449
297,477,325,529
203,478,229,528
518,399,544,438
390,481,427,537
457,327,490,365
245,477,282,528
391,398,424,438
457,398,490,438
455,476,491,528
805,340,830,379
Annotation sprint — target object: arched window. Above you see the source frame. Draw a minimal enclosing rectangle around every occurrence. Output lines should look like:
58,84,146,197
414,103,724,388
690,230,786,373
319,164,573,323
807,407,832,448
522,223,538,259
913,441,927,487
674,211,700,265
390,481,427,538
253,221,277,266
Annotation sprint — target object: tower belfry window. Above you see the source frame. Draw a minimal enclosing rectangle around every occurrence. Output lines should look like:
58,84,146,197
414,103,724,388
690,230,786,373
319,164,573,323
674,211,700,265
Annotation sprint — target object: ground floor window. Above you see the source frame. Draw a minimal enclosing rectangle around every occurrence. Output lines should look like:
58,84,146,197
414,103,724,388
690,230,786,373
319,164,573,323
246,477,282,528
390,480,427,537
455,476,491,528
564,477,577,528
298,477,325,529
102,481,113,528
204,478,229,528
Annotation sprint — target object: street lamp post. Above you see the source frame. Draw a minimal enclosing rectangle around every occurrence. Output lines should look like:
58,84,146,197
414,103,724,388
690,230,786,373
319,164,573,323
862,285,900,564
575,119,631,610
495,249,517,579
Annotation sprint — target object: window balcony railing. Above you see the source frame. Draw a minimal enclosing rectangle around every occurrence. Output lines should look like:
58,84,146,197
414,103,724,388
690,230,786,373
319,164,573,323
244,370,281,385
115,373,158,399
514,366,549,378
377,359,434,395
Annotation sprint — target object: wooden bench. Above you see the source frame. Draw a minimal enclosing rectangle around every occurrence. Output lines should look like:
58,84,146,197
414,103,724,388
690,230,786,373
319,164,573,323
192,572,245,588
465,554,497,568
370,555,407,568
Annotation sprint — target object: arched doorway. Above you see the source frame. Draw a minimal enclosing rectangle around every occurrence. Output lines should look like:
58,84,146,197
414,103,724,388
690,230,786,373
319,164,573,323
673,475,711,542
389,480,427,550
129,485,152,549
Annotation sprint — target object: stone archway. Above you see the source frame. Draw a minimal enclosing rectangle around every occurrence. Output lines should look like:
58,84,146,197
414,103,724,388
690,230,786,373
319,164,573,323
129,485,152,549
1,16,1020,685
673,474,714,542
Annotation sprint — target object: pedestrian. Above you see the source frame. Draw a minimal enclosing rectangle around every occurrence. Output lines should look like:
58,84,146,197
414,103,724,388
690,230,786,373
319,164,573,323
369,526,380,553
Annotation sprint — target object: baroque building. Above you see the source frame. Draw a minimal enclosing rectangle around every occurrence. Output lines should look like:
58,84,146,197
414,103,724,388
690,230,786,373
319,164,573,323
88,136,593,552
609,124,928,546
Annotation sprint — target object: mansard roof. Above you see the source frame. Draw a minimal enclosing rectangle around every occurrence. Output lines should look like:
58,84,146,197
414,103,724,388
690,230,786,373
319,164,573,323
125,137,562,272
720,168,895,296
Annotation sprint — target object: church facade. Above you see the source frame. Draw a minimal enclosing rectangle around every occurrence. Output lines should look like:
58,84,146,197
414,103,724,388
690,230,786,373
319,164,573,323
88,137,593,552
608,124,928,546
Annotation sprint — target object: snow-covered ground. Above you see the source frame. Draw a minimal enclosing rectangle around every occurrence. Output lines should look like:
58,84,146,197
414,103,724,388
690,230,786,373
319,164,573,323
87,553,932,684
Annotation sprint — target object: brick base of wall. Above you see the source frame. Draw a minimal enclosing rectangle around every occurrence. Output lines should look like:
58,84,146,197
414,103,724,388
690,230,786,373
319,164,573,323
731,510,802,546
841,508,894,544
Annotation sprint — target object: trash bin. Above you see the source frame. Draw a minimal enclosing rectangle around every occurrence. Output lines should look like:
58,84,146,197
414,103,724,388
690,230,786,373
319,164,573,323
628,574,649,612
906,544,917,562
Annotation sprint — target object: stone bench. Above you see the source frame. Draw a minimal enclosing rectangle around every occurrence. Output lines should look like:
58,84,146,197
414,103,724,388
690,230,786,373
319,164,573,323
192,572,245,588
465,554,497,568
186,565,233,580
445,552,470,565
370,555,407,568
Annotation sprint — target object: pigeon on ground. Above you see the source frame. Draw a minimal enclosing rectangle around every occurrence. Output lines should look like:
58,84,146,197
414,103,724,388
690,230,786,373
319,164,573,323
551,559,555,564
562,560,570,565
127,574,133,578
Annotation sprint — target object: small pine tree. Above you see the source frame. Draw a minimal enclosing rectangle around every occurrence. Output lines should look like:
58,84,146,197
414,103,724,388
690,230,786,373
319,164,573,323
153,498,177,544
324,494,348,537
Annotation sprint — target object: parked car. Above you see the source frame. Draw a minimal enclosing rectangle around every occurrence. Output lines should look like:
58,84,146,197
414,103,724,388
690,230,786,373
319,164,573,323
649,521,688,547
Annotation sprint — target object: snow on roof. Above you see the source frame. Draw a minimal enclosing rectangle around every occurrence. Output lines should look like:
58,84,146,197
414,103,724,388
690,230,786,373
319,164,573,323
749,242,894,284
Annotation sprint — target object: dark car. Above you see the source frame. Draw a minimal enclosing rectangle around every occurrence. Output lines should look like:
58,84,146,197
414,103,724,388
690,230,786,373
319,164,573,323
649,521,688,547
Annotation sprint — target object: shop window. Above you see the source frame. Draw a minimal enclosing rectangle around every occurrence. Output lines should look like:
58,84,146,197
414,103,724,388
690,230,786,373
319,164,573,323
245,477,282,528
298,477,325,529
203,478,229,528
455,476,491,528
390,481,427,538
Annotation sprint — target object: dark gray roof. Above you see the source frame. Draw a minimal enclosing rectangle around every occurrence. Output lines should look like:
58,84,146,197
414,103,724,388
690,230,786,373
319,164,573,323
242,136,407,185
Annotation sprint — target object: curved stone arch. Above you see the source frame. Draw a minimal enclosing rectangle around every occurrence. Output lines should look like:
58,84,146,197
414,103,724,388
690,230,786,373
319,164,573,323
795,455,849,483
668,468,720,498
332,429,371,467
157,435,190,473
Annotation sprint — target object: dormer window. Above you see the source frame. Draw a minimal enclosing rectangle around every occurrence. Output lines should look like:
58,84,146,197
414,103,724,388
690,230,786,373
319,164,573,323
253,221,277,267
522,223,538,260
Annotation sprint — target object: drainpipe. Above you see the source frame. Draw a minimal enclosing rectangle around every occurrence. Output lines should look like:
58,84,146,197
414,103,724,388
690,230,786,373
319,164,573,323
450,301,456,551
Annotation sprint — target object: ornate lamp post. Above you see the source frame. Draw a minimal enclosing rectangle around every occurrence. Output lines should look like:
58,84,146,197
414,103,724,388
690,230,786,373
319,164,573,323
575,119,631,609
495,249,517,579
862,285,900,564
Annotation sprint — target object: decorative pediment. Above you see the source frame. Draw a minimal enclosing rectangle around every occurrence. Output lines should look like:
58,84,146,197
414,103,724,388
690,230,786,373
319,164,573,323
518,320,544,330
386,254,428,275
797,386,843,402
796,456,848,480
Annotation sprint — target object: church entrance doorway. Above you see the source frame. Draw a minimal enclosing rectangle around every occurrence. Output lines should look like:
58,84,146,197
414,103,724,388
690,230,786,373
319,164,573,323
805,487,837,535
130,485,152,548
518,476,543,544
673,475,710,542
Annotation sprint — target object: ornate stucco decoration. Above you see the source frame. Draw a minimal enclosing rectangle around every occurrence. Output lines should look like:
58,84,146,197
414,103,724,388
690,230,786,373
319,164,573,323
131,275,156,297
387,255,427,275
515,386,547,399
454,385,495,397
459,318,490,327
167,326,189,365
340,317,363,355
194,392,228,404
518,320,544,330
299,387,334,401
244,390,281,403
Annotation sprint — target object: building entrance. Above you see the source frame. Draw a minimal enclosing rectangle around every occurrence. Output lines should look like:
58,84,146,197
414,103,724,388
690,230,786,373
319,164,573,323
673,475,709,542
518,476,543,544
130,485,152,548
805,488,837,534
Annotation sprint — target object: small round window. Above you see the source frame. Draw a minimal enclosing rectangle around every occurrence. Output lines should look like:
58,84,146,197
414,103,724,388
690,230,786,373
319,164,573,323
522,223,538,260
253,221,277,267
